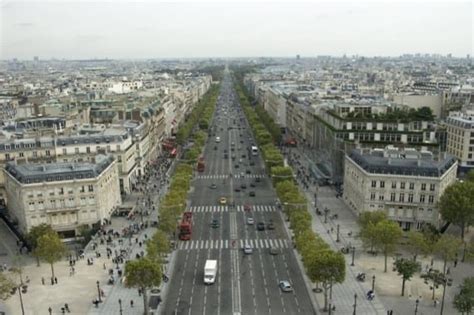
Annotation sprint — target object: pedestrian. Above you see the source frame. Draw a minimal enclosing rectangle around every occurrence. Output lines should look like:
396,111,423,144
434,298,439,308
103,263,106,270
55,277,58,284
48,307,52,314
51,277,54,285
41,277,45,285
130,299,134,308
454,259,458,267
64,303,70,313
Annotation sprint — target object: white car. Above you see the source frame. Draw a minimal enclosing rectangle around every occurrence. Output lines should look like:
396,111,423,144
247,217,254,225
243,244,253,254
279,280,293,292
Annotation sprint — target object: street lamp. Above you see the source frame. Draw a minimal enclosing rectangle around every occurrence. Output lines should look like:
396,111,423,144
351,246,356,266
353,293,357,315
324,208,329,223
414,298,419,315
336,224,340,242
96,281,102,303
118,299,123,315
372,275,376,292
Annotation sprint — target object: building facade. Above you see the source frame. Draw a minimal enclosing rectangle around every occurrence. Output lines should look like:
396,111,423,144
343,146,458,230
3,155,121,238
445,111,474,172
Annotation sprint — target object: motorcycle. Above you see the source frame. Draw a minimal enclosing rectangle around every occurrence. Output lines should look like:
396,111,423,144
356,273,366,282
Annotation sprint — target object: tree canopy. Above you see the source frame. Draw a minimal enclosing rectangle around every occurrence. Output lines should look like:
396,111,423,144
35,231,67,279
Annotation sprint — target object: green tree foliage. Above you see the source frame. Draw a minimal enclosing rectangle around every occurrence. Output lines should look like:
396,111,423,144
77,224,94,246
406,231,430,262
434,234,462,273
124,258,162,315
35,231,67,279
0,272,15,301
454,277,474,314
393,258,421,296
146,230,170,263
359,211,388,253
304,249,345,311
271,166,294,185
438,181,474,239
26,223,55,266
373,220,402,272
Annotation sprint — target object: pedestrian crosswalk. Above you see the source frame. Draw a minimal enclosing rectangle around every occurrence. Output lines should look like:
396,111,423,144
197,174,265,179
189,205,276,213
177,238,290,250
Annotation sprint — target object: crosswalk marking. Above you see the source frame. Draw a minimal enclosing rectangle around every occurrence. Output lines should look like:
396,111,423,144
177,238,290,250
189,205,276,213
197,174,266,179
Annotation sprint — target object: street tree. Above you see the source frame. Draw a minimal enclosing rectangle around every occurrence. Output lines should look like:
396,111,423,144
358,210,387,230
35,231,67,280
26,224,55,266
124,258,162,315
438,181,474,239
406,230,429,262
393,258,421,296
146,230,170,263
373,220,402,272
0,272,15,301
434,234,462,274
304,249,345,311
271,166,293,185
454,277,474,315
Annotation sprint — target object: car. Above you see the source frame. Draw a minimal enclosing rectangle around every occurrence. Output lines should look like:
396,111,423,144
210,183,217,189
269,247,279,255
211,219,219,228
249,191,256,197
243,244,253,254
250,182,256,188
224,149,228,153
235,164,240,168
214,146,217,150
220,197,227,205
231,142,235,146
234,187,241,192
255,177,261,183
240,140,244,144
246,169,251,174
231,148,235,152
241,154,246,158
240,183,247,189
224,154,228,159
257,222,265,231
279,281,293,292
249,161,255,166
247,217,254,225
267,221,275,230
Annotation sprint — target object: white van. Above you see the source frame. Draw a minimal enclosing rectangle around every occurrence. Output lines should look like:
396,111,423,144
215,137,221,143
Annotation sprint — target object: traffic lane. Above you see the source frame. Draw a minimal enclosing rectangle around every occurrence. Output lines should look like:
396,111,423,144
218,249,233,315
239,250,258,315
185,249,212,315
260,248,289,314
163,249,198,315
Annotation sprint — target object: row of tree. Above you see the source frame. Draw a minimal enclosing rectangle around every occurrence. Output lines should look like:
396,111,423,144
234,74,345,311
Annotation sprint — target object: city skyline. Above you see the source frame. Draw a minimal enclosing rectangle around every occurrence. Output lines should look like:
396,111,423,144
1,0,472,60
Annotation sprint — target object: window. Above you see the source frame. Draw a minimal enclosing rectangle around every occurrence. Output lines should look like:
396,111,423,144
88,185,94,192
428,195,434,204
5,153,10,160
117,155,122,162
75,147,79,154
409,182,414,190
380,181,385,188
60,199,65,207
400,182,405,189
88,196,95,205
392,182,397,189
62,148,67,155
420,194,425,203
80,186,85,193
59,188,64,195
37,201,44,210
399,193,405,202
371,181,376,188
80,197,86,206
370,193,376,200
32,151,37,157
19,152,24,157
86,147,91,153
408,194,414,203
421,183,426,191
46,150,51,156
390,193,396,201
430,184,435,191
379,195,384,201
28,202,35,211
50,200,57,208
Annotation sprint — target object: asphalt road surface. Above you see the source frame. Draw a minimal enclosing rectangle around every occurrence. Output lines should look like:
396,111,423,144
162,71,315,315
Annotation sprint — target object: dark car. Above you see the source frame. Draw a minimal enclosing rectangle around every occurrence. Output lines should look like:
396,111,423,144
241,154,246,158
267,220,275,230
257,222,265,231
211,219,219,228
249,191,256,197
249,161,255,166
255,177,261,183
234,187,241,192
246,169,251,174
241,184,247,189
224,154,228,159
235,164,240,168
250,182,256,188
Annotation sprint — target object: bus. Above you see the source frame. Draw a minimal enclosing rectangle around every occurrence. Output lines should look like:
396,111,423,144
251,146,258,156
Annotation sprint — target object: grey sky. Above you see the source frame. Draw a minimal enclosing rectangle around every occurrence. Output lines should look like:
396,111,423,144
1,0,472,59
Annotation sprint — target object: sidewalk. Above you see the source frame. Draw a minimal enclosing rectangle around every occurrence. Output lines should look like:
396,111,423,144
288,146,470,315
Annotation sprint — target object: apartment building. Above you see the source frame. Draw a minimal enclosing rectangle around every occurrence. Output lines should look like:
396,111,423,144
3,155,121,237
343,146,457,230
445,111,474,172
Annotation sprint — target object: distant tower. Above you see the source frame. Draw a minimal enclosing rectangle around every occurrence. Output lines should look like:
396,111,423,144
33,56,39,62
296,54,300,60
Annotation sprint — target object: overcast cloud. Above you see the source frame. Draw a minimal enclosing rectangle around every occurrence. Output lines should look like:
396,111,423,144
0,0,472,59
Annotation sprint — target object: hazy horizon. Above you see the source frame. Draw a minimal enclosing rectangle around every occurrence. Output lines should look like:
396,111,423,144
1,0,472,60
